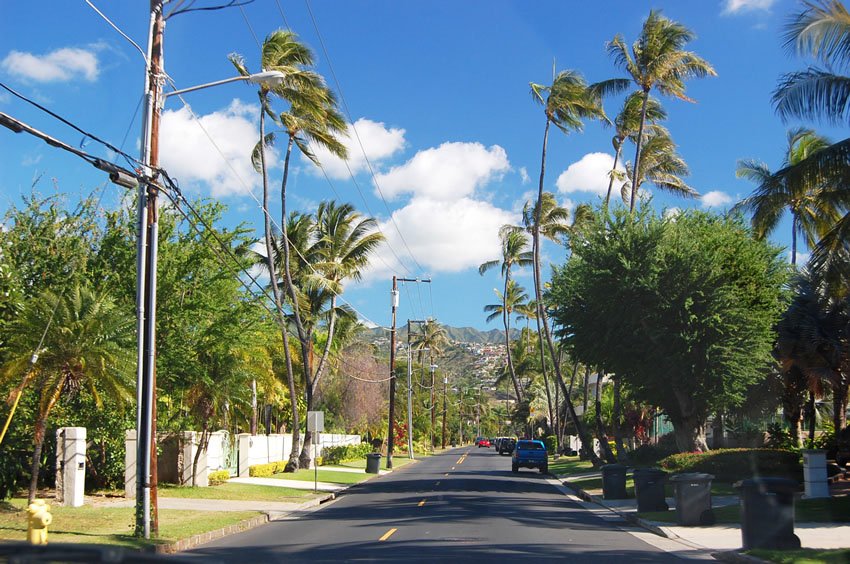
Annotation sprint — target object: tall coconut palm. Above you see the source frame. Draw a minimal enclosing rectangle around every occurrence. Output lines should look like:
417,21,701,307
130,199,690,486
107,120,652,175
295,202,383,465
621,128,698,206
231,30,347,471
480,230,533,404
604,93,667,209
0,285,132,502
606,10,716,212
735,128,839,266
409,319,448,446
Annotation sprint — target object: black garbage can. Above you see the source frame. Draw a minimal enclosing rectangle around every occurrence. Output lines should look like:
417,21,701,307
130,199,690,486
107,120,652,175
736,477,801,550
601,464,628,499
634,468,669,512
365,453,382,474
669,473,715,526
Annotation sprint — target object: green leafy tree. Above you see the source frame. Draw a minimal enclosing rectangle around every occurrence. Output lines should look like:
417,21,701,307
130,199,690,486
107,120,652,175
550,207,788,451
1,285,133,501
605,9,716,212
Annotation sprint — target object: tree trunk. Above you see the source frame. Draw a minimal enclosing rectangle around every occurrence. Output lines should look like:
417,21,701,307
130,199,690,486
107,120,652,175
594,371,617,464
604,139,623,210
833,379,848,435
191,426,210,488
257,105,301,472
281,135,310,472
612,377,628,462
502,274,523,403
807,392,817,445
629,90,650,213
28,416,47,503
672,419,709,453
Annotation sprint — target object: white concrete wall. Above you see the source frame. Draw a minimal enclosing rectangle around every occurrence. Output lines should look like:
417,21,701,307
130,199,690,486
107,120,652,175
55,427,86,507
180,432,208,487
237,433,362,475
206,431,227,471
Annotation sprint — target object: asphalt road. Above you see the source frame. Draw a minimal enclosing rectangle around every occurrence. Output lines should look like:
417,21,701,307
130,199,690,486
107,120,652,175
188,447,703,563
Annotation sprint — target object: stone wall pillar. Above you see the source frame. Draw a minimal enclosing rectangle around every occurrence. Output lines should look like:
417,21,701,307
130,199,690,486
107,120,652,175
802,449,830,498
180,431,208,487
55,427,86,507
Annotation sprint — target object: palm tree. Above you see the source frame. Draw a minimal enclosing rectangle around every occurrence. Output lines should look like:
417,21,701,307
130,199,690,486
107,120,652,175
409,319,448,447
604,93,667,209
231,30,347,471
0,285,132,502
606,10,716,212
480,230,533,404
295,202,383,465
621,128,698,206
735,128,839,266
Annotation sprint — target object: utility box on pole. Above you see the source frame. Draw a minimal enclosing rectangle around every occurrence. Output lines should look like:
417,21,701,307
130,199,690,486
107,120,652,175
56,427,86,507
307,411,324,433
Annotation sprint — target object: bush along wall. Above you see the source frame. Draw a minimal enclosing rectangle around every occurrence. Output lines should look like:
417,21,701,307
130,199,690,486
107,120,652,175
658,448,802,482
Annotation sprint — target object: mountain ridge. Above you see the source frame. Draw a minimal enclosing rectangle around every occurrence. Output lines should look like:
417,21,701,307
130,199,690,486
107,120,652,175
361,325,519,345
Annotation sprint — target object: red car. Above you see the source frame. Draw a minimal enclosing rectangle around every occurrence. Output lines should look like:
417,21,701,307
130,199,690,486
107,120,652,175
478,438,491,448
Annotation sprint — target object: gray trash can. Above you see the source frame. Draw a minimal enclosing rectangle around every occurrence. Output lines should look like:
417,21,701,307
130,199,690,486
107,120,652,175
365,453,382,474
601,464,628,499
669,473,715,526
736,477,801,550
634,468,668,512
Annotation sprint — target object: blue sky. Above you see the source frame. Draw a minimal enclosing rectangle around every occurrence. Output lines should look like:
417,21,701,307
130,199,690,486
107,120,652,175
0,0,841,330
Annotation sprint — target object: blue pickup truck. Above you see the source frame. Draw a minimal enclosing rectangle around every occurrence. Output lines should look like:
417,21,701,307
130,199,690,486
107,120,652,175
511,439,548,474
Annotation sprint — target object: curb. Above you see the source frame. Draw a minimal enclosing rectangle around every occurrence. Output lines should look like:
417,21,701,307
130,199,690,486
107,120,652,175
710,551,769,564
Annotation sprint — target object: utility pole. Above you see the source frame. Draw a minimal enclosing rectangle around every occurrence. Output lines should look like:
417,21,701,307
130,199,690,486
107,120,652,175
429,363,437,449
441,374,448,449
407,319,426,460
135,0,164,539
386,277,430,469
387,277,398,470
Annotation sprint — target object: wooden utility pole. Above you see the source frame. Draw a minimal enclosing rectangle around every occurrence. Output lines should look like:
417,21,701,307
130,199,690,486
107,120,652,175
441,374,448,449
136,0,164,538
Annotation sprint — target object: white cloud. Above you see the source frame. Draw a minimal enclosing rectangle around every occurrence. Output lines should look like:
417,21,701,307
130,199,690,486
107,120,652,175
663,207,682,219
791,251,810,265
366,197,518,279
519,167,530,185
722,0,775,14
555,152,622,197
305,118,405,179
376,142,510,201
159,99,270,198
701,190,734,208
1,47,99,82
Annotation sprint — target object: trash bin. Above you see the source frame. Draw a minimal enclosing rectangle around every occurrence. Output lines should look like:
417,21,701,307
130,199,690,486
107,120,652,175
634,468,668,512
365,453,382,474
736,477,801,550
669,473,715,526
601,464,628,500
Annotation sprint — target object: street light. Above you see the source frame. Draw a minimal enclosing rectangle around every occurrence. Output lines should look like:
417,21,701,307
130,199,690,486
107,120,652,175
162,70,286,101
135,3,287,539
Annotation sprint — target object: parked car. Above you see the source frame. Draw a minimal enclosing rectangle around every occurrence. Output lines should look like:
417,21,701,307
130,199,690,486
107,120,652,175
478,438,491,448
474,436,484,446
498,437,516,455
511,439,548,473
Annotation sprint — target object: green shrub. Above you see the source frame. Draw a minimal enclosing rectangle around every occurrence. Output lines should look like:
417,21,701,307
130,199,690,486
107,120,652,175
630,443,678,466
322,443,370,465
249,462,277,477
658,448,801,482
208,470,230,486
765,423,798,450
543,435,557,453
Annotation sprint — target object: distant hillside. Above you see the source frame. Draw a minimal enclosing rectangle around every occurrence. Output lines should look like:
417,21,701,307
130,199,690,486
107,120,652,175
361,325,519,345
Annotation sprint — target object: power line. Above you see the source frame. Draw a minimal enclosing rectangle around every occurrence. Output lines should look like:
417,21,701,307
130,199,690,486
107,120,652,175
162,84,388,330
84,0,148,64
301,0,426,274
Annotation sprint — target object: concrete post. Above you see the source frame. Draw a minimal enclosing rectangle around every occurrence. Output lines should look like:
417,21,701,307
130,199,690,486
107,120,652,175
237,433,252,477
180,431,208,487
55,427,86,507
125,430,136,498
802,449,830,498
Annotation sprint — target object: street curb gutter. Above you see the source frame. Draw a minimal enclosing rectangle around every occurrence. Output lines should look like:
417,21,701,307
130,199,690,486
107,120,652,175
154,493,336,554
559,479,768,564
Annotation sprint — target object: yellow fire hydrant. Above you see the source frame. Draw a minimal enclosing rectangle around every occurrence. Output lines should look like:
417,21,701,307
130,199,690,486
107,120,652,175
26,499,52,545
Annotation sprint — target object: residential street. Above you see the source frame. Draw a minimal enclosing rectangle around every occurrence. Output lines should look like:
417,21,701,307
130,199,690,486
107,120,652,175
188,447,706,562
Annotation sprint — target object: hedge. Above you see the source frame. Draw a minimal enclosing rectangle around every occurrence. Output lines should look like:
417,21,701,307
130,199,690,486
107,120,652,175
322,443,371,465
248,460,287,477
658,448,802,482
208,470,230,485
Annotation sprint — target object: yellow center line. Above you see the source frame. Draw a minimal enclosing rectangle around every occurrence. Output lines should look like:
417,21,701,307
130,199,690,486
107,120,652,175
379,528,398,541
451,466,455,470
418,499,426,507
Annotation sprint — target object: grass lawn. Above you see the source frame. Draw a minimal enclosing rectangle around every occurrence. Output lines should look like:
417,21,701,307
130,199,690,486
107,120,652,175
159,482,314,502
269,468,369,485
548,456,595,477
748,548,850,563
337,454,420,470
0,498,257,549
639,496,850,524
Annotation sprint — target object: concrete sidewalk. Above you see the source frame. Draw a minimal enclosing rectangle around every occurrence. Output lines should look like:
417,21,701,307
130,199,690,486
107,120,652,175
230,476,345,492
561,479,850,552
